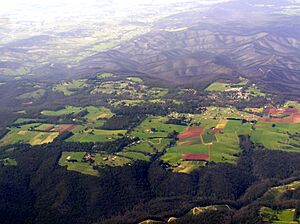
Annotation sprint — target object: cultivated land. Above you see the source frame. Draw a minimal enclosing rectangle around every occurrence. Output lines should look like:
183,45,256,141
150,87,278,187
0,123,59,146
3,100,300,175
4,1,300,223
161,103,300,173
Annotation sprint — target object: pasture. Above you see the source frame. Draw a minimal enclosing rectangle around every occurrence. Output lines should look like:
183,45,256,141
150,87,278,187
206,78,247,92
91,80,168,98
66,126,126,143
59,152,99,176
59,151,132,176
41,106,84,116
131,116,186,139
17,89,45,100
206,82,229,92
260,207,297,224
52,79,87,96
1,158,17,166
245,85,266,97
97,72,115,79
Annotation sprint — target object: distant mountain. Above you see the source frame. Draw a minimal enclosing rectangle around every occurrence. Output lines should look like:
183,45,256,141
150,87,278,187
3,0,300,96
73,12,300,95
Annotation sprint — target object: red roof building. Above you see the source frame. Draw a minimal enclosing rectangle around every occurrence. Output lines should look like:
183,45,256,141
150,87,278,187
182,153,210,161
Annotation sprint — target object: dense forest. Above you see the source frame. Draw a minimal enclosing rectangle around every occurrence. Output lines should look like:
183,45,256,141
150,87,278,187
1,135,300,224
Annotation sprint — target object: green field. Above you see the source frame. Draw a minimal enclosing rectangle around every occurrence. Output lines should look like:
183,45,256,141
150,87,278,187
251,122,300,151
16,89,45,100
1,106,115,146
0,123,59,146
117,151,150,161
191,106,259,120
110,99,145,106
206,82,230,92
131,116,186,139
59,151,132,176
246,85,266,97
206,78,248,92
284,101,300,109
91,80,168,98
59,152,99,176
127,77,143,83
259,180,300,202
13,118,41,125
84,106,113,122
53,79,87,96
97,73,115,79
66,126,126,143
41,106,85,116
128,116,186,163
1,157,17,166
260,207,297,224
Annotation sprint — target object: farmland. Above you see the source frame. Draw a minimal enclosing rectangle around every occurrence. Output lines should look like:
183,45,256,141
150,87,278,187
206,78,247,92
260,207,298,224
162,106,300,173
0,123,59,146
59,151,132,176
52,79,87,96
41,106,85,116
246,85,266,97
91,80,168,99
97,73,115,79
0,157,17,166
16,89,46,100
66,127,126,143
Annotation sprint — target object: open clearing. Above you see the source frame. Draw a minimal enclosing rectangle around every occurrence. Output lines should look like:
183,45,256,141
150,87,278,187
66,126,126,143
53,79,87,96
17,89,46,100
206,78,247,92
41,106,85,116
59,151,132,176
91,80,168,98
260,207,297,224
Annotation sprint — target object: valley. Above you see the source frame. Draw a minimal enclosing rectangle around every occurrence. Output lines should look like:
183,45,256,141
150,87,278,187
2,0,300,223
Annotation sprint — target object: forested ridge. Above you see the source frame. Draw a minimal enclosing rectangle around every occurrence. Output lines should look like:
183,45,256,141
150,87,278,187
1,136,300,224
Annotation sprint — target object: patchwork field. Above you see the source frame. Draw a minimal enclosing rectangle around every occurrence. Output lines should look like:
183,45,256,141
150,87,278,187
0,106,118,146
0,123,59,146
162,106,300,173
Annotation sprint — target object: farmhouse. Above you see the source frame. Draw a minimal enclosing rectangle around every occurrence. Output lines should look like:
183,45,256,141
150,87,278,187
82,153,95,163
182,153,209,161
